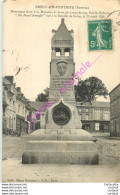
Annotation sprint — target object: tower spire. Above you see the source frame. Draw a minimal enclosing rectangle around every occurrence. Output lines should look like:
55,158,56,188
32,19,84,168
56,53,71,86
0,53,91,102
61,18,64,23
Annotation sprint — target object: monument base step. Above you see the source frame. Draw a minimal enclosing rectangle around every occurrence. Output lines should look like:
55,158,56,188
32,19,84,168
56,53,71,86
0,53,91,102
22,140,99,164
22,151,99,164
29,129,93,141
26,140,96,152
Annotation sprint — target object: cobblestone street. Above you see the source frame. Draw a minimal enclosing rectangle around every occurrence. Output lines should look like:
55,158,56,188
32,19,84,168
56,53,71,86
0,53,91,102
2,133,120,183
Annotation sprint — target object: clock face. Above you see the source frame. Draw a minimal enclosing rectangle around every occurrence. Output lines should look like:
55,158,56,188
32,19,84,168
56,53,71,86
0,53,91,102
57,61,67,76
52,102,71,126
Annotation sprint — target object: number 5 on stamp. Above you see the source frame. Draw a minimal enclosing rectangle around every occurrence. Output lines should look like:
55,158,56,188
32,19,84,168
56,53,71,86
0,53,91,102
88,19,113,51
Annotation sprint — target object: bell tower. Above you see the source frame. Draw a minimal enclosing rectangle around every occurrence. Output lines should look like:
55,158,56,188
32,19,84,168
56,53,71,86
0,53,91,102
49,18,75,104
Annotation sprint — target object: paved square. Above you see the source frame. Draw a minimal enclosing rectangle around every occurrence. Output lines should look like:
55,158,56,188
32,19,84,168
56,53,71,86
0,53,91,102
2,135,120,183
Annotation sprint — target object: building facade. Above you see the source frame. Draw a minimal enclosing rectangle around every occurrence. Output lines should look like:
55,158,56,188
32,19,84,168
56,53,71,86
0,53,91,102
2,76,47,135
29,102,46,130
3,76,16,134
76,101,110,132
109,84,120,136
2,76,35,135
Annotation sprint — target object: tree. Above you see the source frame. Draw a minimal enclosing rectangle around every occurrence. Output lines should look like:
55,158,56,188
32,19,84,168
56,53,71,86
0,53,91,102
75,77,108,103
43,87,49,97
36,87,49,102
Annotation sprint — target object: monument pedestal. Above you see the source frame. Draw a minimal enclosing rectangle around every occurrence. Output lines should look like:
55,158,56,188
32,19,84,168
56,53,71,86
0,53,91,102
22,129,99,165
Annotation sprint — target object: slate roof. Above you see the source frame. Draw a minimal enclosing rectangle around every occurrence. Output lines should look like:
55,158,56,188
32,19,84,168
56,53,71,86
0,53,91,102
91,101,110,108
52,18,73,41
29,101,47,112
109,83,120,94
3,77,11,85
76,101,110,108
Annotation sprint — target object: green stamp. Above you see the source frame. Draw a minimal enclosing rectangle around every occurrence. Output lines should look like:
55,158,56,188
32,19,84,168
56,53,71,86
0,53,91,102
88,19,113,51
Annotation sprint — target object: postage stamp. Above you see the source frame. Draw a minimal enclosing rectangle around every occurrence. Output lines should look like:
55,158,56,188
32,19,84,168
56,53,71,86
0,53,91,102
88,19,113,51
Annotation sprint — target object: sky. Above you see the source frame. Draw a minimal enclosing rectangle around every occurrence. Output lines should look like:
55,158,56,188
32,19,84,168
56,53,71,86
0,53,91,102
3,0,120,102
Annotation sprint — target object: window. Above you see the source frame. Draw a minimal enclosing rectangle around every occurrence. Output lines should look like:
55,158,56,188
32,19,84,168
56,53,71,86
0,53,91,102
55,48,61,56
86,114,89,120
65,48,70,57
104,123,109,130
78,108,82,112
94,108,100,120
86,108,89,112
104,113,109,120
95,123,99,131
9,117,11,128
22,107,24,115
85,124,90,130
11,117,13,128
105,108,109,112
82,123,90,130
18,105,20,113
104,108,109,120
95,108,100,111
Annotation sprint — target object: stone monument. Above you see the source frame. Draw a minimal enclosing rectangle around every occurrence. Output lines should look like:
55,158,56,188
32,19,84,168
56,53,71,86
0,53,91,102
22,19,99,164
46,18,81,132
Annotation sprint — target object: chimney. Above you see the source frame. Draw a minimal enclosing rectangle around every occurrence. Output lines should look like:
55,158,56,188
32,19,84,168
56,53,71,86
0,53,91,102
5,76,14,84
16,87,21,92
70,29,74,37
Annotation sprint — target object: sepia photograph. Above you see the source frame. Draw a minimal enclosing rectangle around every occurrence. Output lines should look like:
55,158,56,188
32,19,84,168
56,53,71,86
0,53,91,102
2,0,120,183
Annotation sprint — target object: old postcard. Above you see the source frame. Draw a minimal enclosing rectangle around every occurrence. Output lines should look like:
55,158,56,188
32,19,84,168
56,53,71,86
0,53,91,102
2,0,120,183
